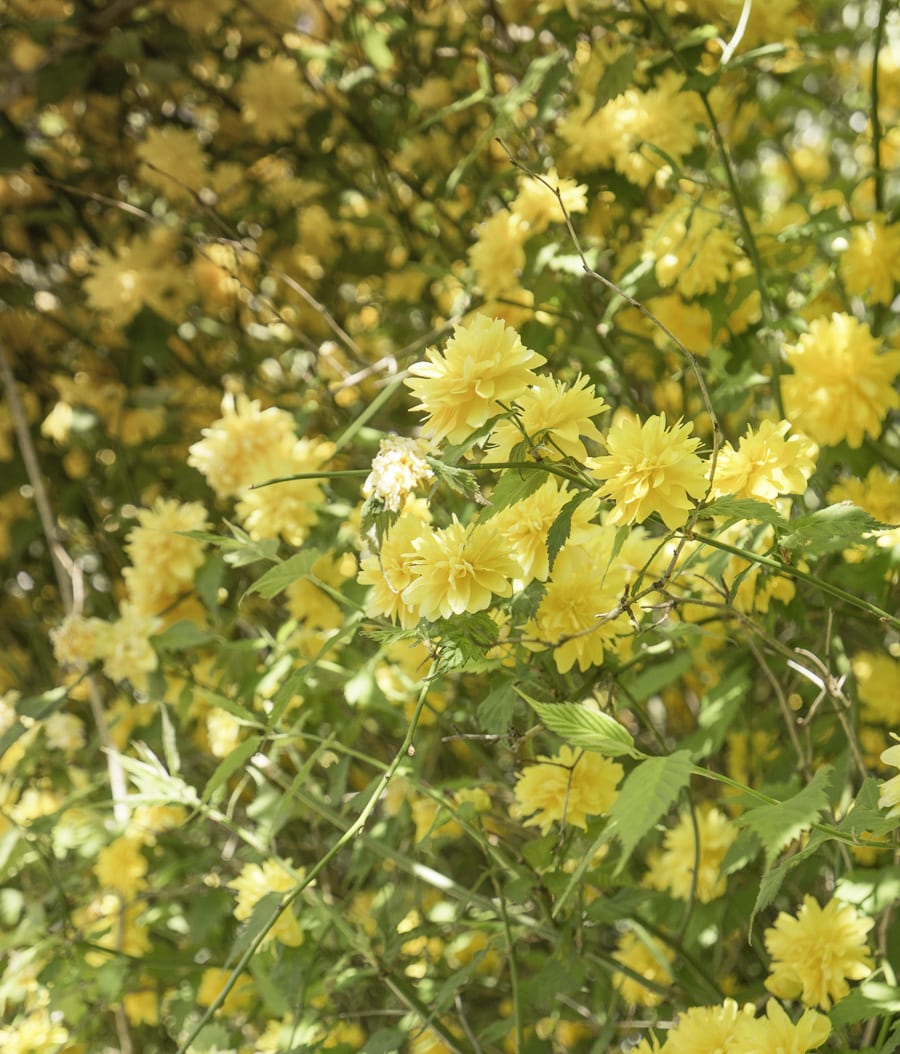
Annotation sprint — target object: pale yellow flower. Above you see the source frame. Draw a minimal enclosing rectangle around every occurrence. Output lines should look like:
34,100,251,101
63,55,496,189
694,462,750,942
488,373,607,462
589,413,708,529
731,999,831,1054
511,744,623,833
94,836,148,898
711,419,818,504
402,517,520,621
187,393,299,499
764,896,873,1009
405,314,546,445
228,858,305,947
782,314,900,449
662,999,757,1054
644,805,737,902
611,931,674,1007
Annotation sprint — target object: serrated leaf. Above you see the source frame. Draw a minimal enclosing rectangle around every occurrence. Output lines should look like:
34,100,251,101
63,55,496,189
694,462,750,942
480,469,545,521
477,682,517,734
779,502,883,557
736,766,832,867
201,736,262,804
750,832,823,931
547,490,596,572
518,691,638,757
838,778,899,839
702,495,789,530
607,752,694,871
591,50,635,113
243,550,321,600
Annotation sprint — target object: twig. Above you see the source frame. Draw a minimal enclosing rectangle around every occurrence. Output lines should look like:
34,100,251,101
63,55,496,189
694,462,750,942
0,340,130,824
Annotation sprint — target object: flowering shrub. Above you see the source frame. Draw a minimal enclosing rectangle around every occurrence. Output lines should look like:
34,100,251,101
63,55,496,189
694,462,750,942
1,1,899,1052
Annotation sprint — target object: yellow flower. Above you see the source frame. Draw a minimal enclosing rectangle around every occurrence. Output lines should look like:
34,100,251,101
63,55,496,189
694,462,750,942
711,419,818,504
492,479,600,586
562,68,701,187
235,437,334,545
510,169,588,233
187,392,299,499
731,999,831,1054
510,744,623,834
488,374,607,462
405,314,546,445
661,999,757,1054
83,228,186,326
782,314,900,448
527,530,629,673
196,967,255,1014
839,219,900,306
644,805,737,902
401,517,520,621
228,858,305,947
878,742,900,818
828,466,900,524
358,511,429,627
467,209,528,299
0,1005,69,1054
237,56,312,140
50,612,111,669
136,125,208,204
643,192,742,296
589,413,708,529
123,498,209,616
764,896,874,1009
611,931,674,1007
94,836,148,897
852,650,900,725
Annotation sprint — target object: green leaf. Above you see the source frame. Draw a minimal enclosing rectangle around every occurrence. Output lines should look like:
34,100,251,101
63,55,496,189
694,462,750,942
591,50,635,113
244,550,321,600
620,649,693,704
681,666,747,759
829,982,900,1027
607,752,694,870
152,620,217,653
779,502,883,557
37,53,89,107
431,612,500,673
0,686,68,761
518,691,638,758
426,458,487,504
702,495,789,530
480,469,546,521
477,682,517,734
201,736,262,804
736,766,832,867
363,1031,407,1054
750,831,823,930
546,490,596,572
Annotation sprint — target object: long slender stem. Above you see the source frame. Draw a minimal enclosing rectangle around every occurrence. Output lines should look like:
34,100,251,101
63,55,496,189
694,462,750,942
175,668,435,1054
871,0,890,214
